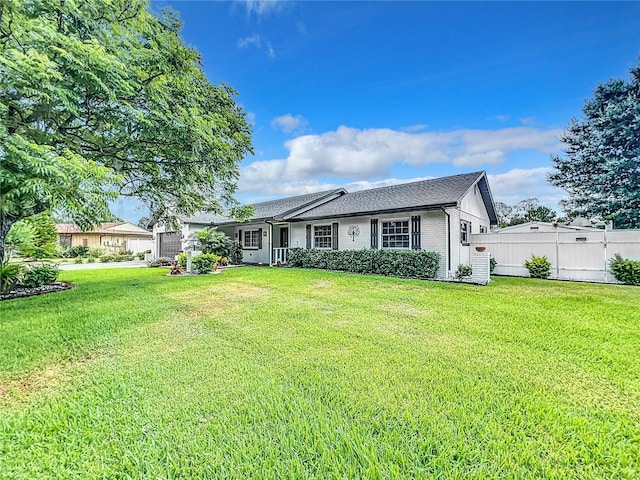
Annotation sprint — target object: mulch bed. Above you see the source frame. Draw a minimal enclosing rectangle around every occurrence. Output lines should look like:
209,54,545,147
0,281,76,301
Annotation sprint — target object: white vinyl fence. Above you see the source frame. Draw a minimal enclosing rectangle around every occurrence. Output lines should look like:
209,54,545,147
126,239,154,254
471,228,640,283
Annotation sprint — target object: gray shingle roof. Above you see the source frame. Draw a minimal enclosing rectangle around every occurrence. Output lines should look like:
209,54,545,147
181,188,345,225
292,172,488,220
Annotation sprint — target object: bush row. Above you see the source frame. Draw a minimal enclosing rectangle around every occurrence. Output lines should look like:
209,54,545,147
287,248,440,279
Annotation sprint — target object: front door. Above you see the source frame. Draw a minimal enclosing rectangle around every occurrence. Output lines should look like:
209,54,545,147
280,228,289,248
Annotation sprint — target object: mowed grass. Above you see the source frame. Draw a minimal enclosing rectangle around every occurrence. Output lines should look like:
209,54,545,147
0,268,639,479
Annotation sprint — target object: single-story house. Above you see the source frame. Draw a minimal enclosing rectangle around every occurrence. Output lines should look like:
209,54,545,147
153,171,498,278
56,222,153,254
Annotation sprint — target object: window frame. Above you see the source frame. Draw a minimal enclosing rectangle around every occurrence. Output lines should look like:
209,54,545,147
243,229,260,249
381,219,410,249
313,225,333,249
460,221,470,244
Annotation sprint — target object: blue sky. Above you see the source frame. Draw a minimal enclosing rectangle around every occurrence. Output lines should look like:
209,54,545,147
114,0,640,222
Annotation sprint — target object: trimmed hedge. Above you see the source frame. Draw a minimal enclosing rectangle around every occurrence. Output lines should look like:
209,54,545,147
287,248,440,279
609,254,640,286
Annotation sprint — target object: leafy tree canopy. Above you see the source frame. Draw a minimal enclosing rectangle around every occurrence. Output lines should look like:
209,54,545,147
495,198,558,227
0,0,253,262
549,60,640,229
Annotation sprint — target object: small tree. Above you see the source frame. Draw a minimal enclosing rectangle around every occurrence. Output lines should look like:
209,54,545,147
524,255,552,279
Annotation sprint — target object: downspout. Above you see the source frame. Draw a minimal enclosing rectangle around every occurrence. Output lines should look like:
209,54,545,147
266,220,274,266
441,207,451,273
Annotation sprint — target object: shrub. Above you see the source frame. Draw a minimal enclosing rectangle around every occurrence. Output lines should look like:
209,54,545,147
137,252,145,260
454,264,472,279
218,256,229,267
88,246,107,258
229,242,243,265
67,245,89,258
489,256,497,273
609,254,640,286
100,255,116,263
147,257,173,268
31,245,57,259
177,252,187,269
21,264,59,288
87,257,95,263
287,248,440,279
74,257,84,264
0,264,24,294
192,253,220,274
193,228,232,257
524,255,551,279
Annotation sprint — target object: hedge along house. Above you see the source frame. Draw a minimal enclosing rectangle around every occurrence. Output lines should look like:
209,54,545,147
157,171,497,278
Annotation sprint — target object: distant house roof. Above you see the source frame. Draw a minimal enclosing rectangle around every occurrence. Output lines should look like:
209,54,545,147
55,222,152,236
292,171,497,224
182,188,347,225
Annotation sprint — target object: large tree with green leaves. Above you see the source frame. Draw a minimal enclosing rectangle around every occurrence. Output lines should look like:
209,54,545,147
549,61,640,229
0,0,252,263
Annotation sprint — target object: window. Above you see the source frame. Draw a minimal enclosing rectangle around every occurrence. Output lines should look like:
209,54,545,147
243,230,260,248
460,221,470,244
314,225,333,248
382,220,409,248
479,225,488,234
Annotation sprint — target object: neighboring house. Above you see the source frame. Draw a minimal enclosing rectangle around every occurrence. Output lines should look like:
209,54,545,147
154,171,497,278
56,222,153,254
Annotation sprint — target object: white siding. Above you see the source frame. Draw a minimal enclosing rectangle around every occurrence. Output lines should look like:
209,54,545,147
229,223,271,265
290,210,450,278
459,185,491,233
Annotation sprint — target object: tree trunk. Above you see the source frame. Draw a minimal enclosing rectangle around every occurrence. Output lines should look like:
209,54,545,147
0,215,15,265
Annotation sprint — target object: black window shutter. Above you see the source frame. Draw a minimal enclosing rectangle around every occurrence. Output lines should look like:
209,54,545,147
332,222,339,250
238,229,242,243
371,219,378,249
306,225,312,249
258,228,263,249
411,215,421,250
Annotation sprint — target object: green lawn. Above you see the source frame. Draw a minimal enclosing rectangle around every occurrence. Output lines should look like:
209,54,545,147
1,268,638,479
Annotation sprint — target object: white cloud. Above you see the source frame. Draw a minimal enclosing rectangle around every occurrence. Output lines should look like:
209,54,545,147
270,113,308,133
246,125,561,180
488,167,566,209
237,34,275,58
238,176,434,198
238,0,287,17
237,34,262,49
238,125,565,210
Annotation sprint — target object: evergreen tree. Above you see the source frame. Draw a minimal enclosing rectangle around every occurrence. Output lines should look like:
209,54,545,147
549,60,640,228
